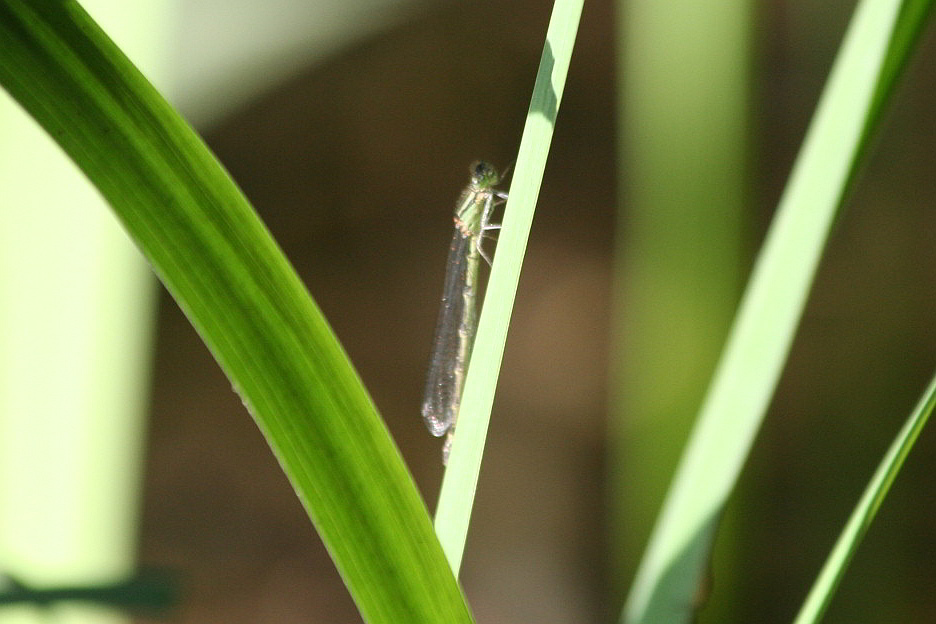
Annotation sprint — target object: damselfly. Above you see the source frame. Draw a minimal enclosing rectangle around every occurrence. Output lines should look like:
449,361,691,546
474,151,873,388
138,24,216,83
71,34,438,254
421,161,507,462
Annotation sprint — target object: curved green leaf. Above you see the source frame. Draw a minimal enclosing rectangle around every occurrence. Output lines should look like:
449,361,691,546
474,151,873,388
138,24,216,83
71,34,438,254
0,1,471,622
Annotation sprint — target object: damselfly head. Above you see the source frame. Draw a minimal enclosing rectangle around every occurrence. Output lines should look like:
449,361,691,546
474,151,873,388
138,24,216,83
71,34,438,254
469,160,499,188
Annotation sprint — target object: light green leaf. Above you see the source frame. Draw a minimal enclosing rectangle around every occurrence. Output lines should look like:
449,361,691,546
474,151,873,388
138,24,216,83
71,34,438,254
793,374,936,624
433,0,585,575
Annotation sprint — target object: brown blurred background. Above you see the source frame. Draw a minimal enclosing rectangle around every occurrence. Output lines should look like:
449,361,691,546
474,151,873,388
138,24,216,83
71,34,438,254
136,0,936,623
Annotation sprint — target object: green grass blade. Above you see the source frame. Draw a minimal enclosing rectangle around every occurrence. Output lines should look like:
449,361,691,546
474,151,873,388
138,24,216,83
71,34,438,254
432,0,584,574
0,1,471,622
792,374,936,624
610,0,750,615
622,0,933,622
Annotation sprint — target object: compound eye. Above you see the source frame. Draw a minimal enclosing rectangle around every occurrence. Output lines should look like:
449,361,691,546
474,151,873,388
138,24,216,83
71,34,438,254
469,160,497,185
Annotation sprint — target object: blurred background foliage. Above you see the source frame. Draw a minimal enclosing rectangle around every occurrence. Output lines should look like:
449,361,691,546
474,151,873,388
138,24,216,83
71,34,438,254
2,0,935,622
